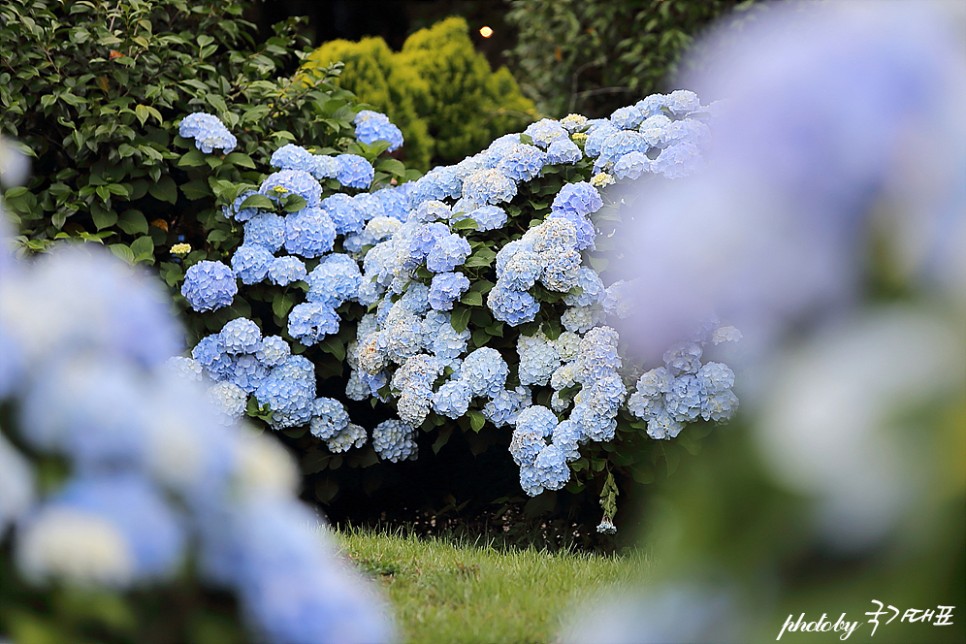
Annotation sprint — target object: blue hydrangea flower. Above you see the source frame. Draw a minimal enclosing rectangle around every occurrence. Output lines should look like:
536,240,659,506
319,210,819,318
353,110,405,151
164,356,204,383
646,411,686,440
455,205,507,231
207,381,249,420
372,419,418,462
575,326,622,383
372,185,413,221
651,141,704,179
334,154,374,190
540,250,582,292
610,105,646,130
284,207,336,258
487,282,540,326
270,144,325,175
254,356,316,429
563,267,605,307
223,190,261,222
256,336,290,368
497,144,547,182
408,222,450,258
409,200,451,224
524,119,569,148
427,316,470,361
221,353,269,393
570,402,617,443
191,334,231,380
547,210,596,252
267,256,307,287
533,444,570,491
287,302,339,345
584,122,619,158
182,261,237,312
497,247,542,291
309,397,349,440
220,318,261,354
412,166,463,203
512,404,556,447
21,473,186,584
324,422,367,453
259,170,322,208
663,374,705,423
431,381,473,418
243,213,286,253
546,139,583,165
230,245,274,285
179,112,236,154
461,168,517,205
614,151,649,181
551,419,583,461
663,341,703,376
525,217,579,254
664,89,702,115
517,333,561,387
380,308,425,363
320,193,366,236
551,182,604,219
460,347,508,397
482,386,531,428
426,233,471,273
428,272,470,311
561,304,605,333
306,255,362,307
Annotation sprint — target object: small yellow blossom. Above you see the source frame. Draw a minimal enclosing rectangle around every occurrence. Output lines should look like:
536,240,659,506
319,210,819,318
571,132,589,144
170,243,191,256
591,172,615,188
561,114,588,130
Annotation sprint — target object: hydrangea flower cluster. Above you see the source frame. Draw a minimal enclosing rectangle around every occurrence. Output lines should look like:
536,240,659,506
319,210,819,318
627,338,740,439
0,238,392,643
354,110,404,152
180,93,734,515
178,112,237,154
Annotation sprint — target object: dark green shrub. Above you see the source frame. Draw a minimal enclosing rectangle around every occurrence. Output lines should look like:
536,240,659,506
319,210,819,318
505,0,754,117
300,17,538,169
0,0,389,267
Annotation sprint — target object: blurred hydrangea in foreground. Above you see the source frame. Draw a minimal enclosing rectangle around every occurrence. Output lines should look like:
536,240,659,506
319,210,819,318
568,1,966,642
0,202,393,642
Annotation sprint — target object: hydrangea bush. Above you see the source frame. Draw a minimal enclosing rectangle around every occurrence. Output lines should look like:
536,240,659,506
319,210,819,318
0,220,393,642
172,91,739,529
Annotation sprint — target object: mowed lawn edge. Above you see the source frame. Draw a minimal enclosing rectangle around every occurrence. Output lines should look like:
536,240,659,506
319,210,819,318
332,527,648,643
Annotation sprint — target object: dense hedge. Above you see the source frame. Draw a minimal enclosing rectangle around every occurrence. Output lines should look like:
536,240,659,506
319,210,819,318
300,17,537,171
505,0,754,117
0,0,408,270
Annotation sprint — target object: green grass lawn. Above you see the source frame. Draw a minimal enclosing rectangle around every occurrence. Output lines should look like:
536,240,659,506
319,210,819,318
334,527,647,643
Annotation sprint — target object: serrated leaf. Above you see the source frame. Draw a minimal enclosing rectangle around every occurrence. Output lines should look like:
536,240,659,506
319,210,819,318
177,148,206,168
321,337,346,361
283,194,307,212
92,207,117,230
452,217,478,231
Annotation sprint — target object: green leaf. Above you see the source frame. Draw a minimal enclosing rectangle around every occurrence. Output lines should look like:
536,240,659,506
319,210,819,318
180,179,211,200
272,293,294,319
321,337,346,362
431,426,454,454
109,244,135,263
451,217,478,231
451,306,471,333
148,175,178,204
92,207,118,230
283,194,307,213
223,152,256,169
239,194,275,210
464,247,496,268
134,104,162,126
117,210,148,235
467,410,486,433
130,236,154,263
460,290,483,307
177,149,207,168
